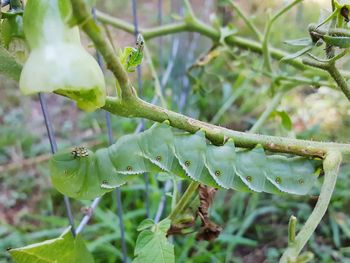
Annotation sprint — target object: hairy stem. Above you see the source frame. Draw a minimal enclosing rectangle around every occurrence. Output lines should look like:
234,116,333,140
303,57,350,101
280,150,342,262
103,96,350,158
327,64,350,101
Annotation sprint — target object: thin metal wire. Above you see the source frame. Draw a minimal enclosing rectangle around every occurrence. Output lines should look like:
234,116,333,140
179,33,199,112
38,93,76,236
154,181,172,223
105,111,128,263
74,9,128,262
131,0,150,218
157,0,163,68
74,8,105,236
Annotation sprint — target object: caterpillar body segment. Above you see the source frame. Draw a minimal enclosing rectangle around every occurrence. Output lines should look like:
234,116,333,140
265,155,318,195
173,131,220,188
137,122,178,173
50,122,320,200
204,141,238,189
107,134,160,175
235,146,281,194
95,148,130,189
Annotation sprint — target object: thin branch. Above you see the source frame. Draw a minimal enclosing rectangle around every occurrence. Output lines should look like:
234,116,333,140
303,57,350,101
230,1,263,41
262,0,303,71
144,44,167,108
327,64,350,101
102,96,350,158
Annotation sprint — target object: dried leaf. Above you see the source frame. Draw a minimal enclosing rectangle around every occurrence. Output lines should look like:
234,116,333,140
195,184,222,241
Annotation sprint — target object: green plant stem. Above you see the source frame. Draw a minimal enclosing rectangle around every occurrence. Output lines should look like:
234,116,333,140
70,0,135,99
95,9,350,80
303,58,350,101
230,1,263,41
307,49,350,63
327,64,350,101
144,44,167,108
167,182,199,221
261,69,337,89
249,91,285,133
278,76,336,89
262,0,303,71
210,89,243,124
280,150,342,262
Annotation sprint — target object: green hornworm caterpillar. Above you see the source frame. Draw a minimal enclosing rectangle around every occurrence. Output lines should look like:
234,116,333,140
50,122,321,200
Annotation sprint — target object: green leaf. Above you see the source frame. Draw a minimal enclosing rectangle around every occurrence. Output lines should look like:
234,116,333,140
322,35,350,48
284,38,313,47
275,110,293,130
281,45,313,62
119,35,144,72
137,219,155,231
133,220,174,263
9,227,95,263
0,45,22,81
158,219,171,233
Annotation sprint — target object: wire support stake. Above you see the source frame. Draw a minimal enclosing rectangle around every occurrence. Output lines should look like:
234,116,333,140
38,93,76,236
75,8,128,262
105,111,128,263
131,0,150,218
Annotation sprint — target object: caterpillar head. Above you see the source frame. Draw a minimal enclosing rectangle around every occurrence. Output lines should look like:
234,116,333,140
71,146,89,158
49,147,93,199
